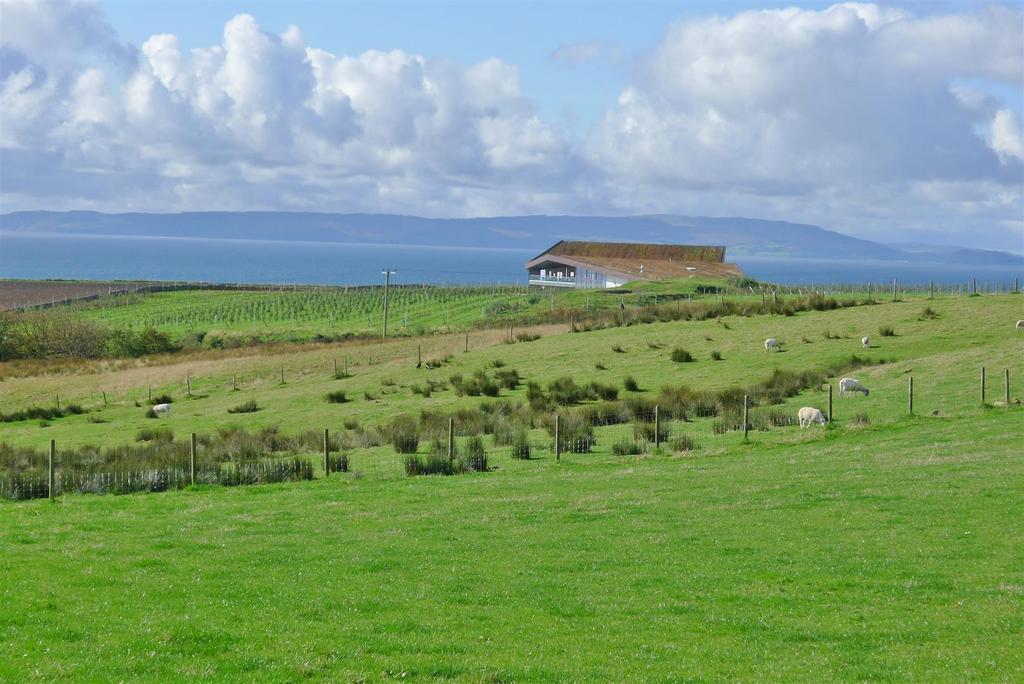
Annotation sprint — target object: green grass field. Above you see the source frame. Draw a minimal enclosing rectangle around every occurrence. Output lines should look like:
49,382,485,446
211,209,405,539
1,290,1022,679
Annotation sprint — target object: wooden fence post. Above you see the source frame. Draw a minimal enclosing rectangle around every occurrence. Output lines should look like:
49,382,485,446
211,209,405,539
280,366,285,384
465,333,469,353
344,356,349,376
48,439,55,501
828,384,834,423
908,377,914,415
891,278,897,302
742,395,749,441
148,385,152,402
189,432,196,486
418,345,421,366
447,418,455,467
333,359,338,377
929,280,934,299
323,428,330,476
554,414,561,461
1005,369,1010,406
654,405,661,449
233,373,238,390
186,376,192,397
102,391,107,407
981,367,986,404
972,276,977,295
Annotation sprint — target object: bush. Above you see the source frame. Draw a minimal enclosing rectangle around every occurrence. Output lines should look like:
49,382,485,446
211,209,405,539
710,350,723,361
879,325,895,337
227,399,259,414
670,348,695,363
623,376,640,392
547,376,594,406
325,390,348,404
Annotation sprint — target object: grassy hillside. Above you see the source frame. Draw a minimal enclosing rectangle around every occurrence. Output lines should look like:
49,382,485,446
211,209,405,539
1,293,1021,679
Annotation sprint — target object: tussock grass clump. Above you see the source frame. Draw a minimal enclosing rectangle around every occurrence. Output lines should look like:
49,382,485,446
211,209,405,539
509,430,531,459
461,436,488,472
710,350,723,361
823,330,842,340
135,427,173,442
671,348,695,363
546,413,595,453
363,391,378,401
494,368,521,389
612,440,645,456
920,306,939,320
515,332,540,343
647,341,664,350
450,370,500,397
342,417,361,430
623,376,640,392
384,415,420,454
490,359,506,368
1,404,71,423
851,412,871,427
546,376,595,406
403,453,459,476
879,325,895,337
88,415,108,424
325,390,348,404
633,419,669,444
612,345,626,353
227,399,259,414
669,434,697,452
326,452,349,473
148,394,173,405
589,382,619,401
595,361,607,370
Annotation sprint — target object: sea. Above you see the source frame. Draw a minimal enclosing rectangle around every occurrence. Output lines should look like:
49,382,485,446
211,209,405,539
1,232,1021,288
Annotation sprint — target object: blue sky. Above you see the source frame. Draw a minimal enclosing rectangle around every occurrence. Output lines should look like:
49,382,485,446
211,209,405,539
1,0,1022,250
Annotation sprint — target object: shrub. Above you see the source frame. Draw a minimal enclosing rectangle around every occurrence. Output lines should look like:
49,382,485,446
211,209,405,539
623,376,640,392
148,394,173,405
228,399,259,414
64,404,85,415
135,427,173,442
710,350,723,361
879,325,895,337
670,348,695,363
325,390,348,404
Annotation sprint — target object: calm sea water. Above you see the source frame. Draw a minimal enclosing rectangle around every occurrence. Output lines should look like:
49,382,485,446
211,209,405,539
1,232,1021,287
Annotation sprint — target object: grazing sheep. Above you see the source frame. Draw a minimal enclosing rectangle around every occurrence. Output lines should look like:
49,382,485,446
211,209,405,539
798,406,827,428
764,337,781,352
152,403,172,417
1017,320,1024,331
861,335,870,348
839,377,870,397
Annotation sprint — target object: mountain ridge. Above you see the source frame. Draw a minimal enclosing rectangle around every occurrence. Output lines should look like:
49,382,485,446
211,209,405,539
1,211,1019,265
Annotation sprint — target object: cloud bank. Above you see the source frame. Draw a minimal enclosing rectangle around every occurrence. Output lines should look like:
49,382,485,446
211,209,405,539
1,0,1021,249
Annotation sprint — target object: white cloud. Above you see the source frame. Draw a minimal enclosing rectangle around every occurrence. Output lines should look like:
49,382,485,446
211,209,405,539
0,1,1021,250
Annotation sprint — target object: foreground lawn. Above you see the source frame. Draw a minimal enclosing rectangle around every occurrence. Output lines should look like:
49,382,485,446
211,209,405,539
2,410,1022,681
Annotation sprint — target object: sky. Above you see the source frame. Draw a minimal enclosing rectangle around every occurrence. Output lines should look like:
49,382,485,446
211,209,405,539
0,0,1022,251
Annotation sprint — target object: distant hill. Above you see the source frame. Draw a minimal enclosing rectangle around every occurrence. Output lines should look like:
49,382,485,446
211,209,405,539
1,210,1018,265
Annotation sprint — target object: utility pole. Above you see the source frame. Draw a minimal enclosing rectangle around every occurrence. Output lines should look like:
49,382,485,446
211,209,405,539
381,269,396,339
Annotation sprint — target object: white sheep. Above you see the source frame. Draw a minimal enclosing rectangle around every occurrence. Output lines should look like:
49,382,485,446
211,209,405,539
764,337,781,352
861,335,870,348
798,406,827,428
151,403,172,417
839,377,870,397
1017,320,1024,331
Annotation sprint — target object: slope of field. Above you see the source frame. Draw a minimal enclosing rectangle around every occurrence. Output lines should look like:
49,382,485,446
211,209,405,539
1,294,1022,679
1,410,1021,680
